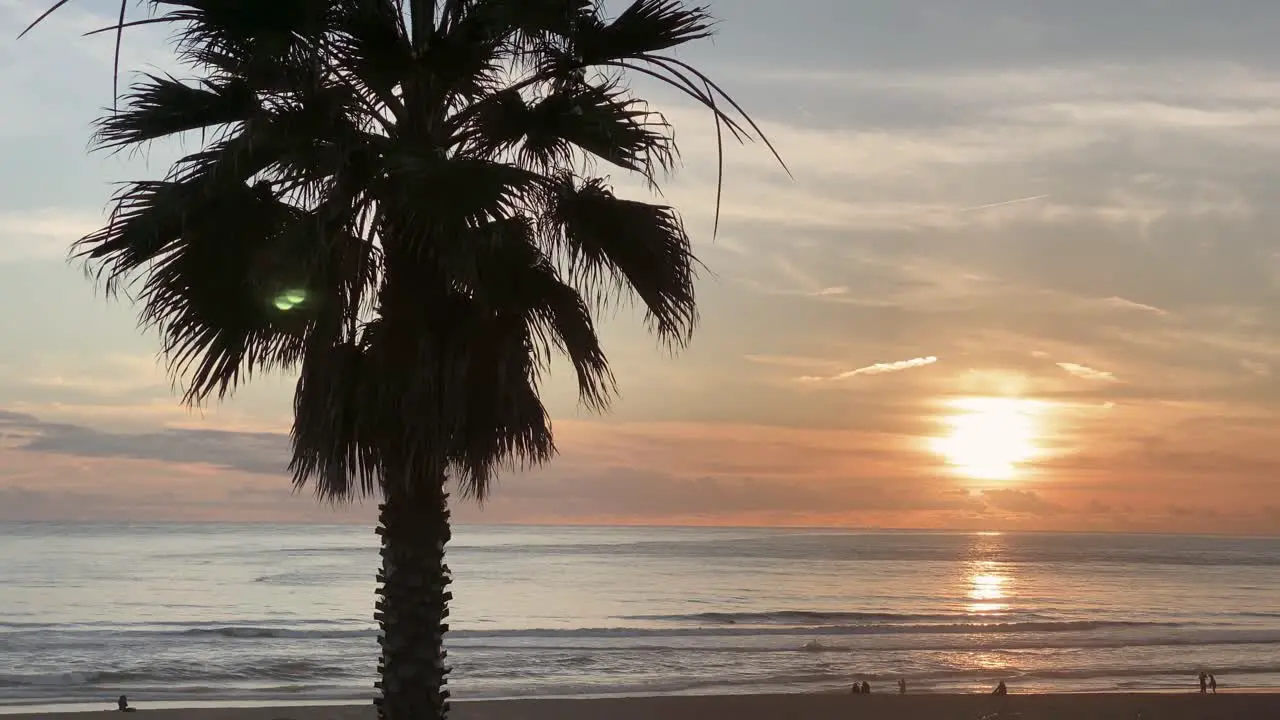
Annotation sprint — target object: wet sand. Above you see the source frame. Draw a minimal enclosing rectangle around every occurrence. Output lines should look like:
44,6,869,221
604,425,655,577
18,692,1280,720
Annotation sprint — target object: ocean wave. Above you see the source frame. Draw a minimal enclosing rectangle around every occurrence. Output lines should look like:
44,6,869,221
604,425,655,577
772,664,1280,683
455,629,1280,653
0,621,374,640
448,620,1181,639
0,618,361,631
182,627,375,640
0,660,354,688
3,619,1178,642
625,610,1027,625
9,620,1278,652
7,656,1280,697
800,639,840,652
449,536,1280,567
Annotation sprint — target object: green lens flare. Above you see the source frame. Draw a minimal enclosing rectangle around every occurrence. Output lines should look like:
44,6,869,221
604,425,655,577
273,289,308,311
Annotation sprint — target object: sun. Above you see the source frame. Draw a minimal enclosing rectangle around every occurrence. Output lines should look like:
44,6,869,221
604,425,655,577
930,397,1042,480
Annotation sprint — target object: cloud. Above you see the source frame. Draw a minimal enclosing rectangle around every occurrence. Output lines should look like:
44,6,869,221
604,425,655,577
814,286,849,297
958,194,1049,213
981,489,1063,516
1055,363,1120,382
23,353,167,397
799,356,938,382
0,208,102,262
0,410,289,475
731,256,855,301
1103,296,1169,316
1240,359,1271,377
0,409,958,524
2,407,1279,531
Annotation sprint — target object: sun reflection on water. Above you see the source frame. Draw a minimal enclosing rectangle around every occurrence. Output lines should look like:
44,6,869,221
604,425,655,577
966,566,1010,614
961,532,1014,616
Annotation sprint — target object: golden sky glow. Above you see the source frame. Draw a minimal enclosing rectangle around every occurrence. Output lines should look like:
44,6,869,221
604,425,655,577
1,1,1279,534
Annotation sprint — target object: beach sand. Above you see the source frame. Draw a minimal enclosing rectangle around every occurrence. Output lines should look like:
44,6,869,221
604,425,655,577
19,693,1280,720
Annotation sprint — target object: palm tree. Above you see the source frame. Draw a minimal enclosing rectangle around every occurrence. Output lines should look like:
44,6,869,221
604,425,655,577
26,1,783,718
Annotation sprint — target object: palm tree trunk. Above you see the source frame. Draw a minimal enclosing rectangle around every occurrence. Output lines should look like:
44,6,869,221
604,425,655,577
373,477,453,720
408,0,436,49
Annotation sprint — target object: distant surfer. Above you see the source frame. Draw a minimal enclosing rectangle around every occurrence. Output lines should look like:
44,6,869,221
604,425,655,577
1198,671,1208,694
861,680,871,694
898,678,907,694
992,681,1008,696
117,695,136,712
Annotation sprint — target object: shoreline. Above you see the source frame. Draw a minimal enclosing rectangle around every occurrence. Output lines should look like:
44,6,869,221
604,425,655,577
8,692,1280,719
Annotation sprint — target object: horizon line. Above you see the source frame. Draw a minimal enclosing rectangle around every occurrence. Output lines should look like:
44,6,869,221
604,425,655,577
0,519,1275,540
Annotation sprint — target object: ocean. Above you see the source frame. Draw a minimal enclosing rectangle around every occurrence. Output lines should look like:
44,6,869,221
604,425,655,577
1,523,1278,711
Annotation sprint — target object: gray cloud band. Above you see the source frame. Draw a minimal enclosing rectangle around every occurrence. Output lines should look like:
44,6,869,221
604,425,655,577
0,410,288,476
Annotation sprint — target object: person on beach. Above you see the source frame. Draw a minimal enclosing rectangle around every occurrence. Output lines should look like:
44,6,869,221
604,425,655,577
898,678,907,695
1198,671,1208,694
861,680,871,694
117,695,136,713
850,680,861,694
1209,674,1217,694
992,681,1008,696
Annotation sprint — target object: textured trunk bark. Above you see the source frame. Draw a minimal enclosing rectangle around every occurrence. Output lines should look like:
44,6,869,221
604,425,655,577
373,477,453,720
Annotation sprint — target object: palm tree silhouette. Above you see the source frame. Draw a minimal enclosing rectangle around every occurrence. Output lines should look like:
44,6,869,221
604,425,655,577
23,1,783,718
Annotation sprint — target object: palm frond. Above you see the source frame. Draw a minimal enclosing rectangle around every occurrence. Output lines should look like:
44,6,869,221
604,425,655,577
330,0,412,112
94,74,260,151
481,0,599,51
160,0,334,59
575,0,713,64
461,77,676,182
159,88,373,197
415,10,508,104
290,338,382,502
376,150,544,239
75,180,198,291
450,334,555,501
438,294,558,501
16,0,76,38
77,177,339,404
539,173,698,347
641,53,790,176
460,215,616,410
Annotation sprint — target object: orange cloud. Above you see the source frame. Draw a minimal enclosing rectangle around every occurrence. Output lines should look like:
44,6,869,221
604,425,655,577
2,407,1278,535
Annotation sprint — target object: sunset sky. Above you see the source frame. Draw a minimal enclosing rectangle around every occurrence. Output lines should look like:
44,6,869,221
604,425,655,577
1,0,1278,533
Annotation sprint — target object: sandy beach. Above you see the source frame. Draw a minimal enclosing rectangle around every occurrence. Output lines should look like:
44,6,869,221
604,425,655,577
18,693,1280,720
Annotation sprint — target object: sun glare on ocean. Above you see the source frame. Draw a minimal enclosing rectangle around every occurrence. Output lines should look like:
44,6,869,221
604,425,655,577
930,397,1044,481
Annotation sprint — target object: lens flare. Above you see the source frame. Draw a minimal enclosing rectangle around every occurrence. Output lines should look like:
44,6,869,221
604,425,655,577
273,289,308,311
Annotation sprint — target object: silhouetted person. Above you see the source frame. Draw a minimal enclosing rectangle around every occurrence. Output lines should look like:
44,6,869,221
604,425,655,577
1198,671,1208,694
861,680,871,694
898,678,907,695
1209,674,1217,694
992,681,1008,696
850,680,861,694
117,696,136,713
